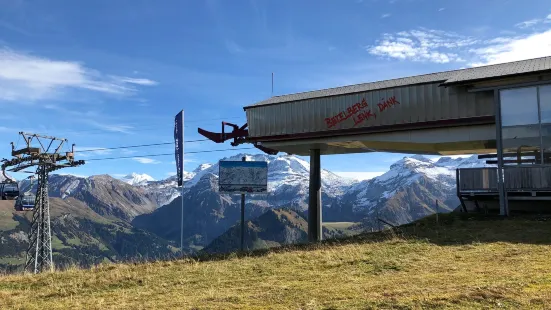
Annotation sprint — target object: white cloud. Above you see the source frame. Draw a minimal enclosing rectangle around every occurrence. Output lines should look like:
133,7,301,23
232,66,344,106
515,19,540,29
469,29,551,66
438,8,445,12
116,77,158,86
368,24,551,66
165,172,177,177
381,13,391,19
334,171,385,181
0,47,158,102
514,14,551,28
85,120,134,133
132,157,161,164
367,29,477,63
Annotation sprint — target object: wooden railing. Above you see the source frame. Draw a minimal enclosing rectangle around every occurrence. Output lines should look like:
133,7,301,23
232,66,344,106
456,167,498,193
503,165,551,191
457,165,551,193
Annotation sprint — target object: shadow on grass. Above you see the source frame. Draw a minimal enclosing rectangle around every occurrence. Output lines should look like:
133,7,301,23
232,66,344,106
5,213,551,275
183,212,551,264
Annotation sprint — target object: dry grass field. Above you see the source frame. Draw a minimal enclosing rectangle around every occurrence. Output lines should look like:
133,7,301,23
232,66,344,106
1,214,551,309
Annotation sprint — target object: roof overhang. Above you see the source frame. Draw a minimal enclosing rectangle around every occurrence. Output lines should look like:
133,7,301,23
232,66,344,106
245,56,551,109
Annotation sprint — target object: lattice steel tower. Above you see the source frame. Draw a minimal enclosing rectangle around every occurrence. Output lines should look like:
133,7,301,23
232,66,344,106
1,132,84,274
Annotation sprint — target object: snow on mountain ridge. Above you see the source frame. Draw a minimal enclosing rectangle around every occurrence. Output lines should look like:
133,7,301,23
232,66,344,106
348,154,487,213
120,173,156,185
193,164,213,173
180,154,353,197
379,154,486,188
93,153,487,212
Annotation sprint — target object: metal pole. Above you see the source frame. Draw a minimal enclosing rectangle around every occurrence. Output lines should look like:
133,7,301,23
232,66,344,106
495,89,509,216
377,209,382,231
537,86,543,164
435,199,439,225
180,185,184,254
241,156,246,251
308,149,322,242
180,110,185,255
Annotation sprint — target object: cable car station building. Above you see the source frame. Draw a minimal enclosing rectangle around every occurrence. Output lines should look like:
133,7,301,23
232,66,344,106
242,56,551,241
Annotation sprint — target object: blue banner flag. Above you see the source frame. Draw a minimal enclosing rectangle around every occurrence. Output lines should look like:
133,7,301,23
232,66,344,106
174,110,184,186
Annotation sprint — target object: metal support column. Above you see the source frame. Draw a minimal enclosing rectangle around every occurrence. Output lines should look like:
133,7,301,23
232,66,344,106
494,89,509,216
3,132,84,274
25,165,53,274
308,149,322,242
240,156,246,251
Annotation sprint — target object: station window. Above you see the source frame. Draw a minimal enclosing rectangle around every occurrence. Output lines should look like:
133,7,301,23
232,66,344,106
500,87,539,127
499,84,551,165
540,85,551,123
500,87,540,163
539,85,551,163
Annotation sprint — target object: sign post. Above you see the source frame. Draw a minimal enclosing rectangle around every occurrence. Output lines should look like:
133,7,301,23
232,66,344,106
219,158,268,252
240,156,246,251
174,110,184,254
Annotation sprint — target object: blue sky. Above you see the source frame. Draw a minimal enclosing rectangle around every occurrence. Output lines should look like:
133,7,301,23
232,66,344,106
0,0,550,181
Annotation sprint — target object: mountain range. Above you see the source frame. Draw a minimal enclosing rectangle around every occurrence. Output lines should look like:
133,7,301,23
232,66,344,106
0,153,485,271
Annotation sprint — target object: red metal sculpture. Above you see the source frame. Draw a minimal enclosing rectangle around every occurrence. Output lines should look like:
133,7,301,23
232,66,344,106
198,122,278,155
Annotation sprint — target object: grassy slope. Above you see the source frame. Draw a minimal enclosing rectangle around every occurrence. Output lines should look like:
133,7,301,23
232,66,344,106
0,204,18,231
0,199,177,271
2,214,551,309
323,222,360,237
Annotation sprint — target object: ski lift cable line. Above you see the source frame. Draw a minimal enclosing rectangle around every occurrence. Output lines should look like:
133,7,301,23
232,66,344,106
75,139,210,153
43,116,247,136
84,147,257,161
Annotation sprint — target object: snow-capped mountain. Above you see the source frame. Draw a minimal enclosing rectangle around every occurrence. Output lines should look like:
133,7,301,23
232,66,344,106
179,153,355,208
193,164,213,173
334,154,487,228
136,153,485,222
132,153,358,245
13,152,487,253
18,174,158,221
140,175,183,208
120,173,156,186
349,155,487,209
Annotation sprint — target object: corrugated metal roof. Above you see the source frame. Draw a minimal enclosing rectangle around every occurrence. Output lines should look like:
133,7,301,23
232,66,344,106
247,56,551,108
441,56,551,85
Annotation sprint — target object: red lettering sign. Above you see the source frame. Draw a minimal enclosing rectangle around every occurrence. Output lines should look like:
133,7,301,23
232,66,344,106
377,96,400,112
324,96,398,129
325,98,369,129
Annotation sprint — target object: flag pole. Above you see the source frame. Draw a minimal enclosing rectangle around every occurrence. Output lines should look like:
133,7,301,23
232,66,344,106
174,110,185,255
181,184,184,254
180,111,184,255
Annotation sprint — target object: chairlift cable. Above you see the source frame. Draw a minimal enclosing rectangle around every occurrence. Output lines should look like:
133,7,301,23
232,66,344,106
75,139,210,153
85,147,256,161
